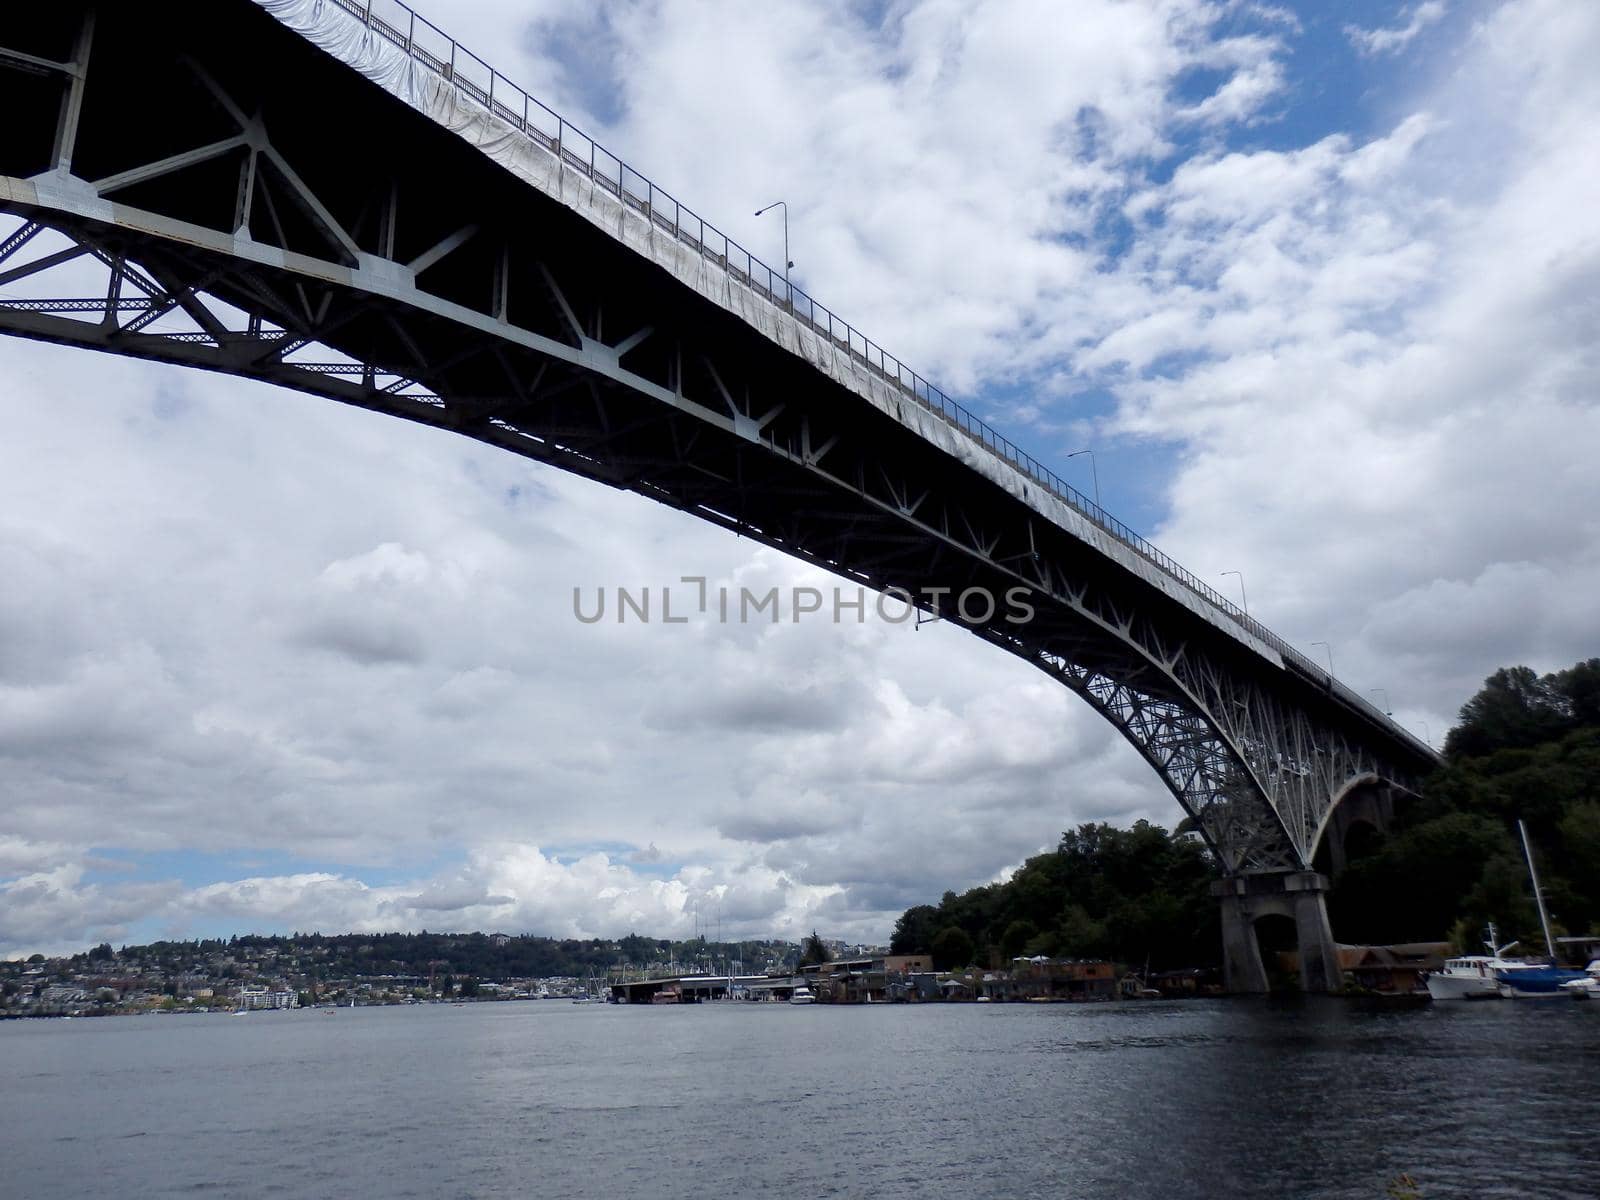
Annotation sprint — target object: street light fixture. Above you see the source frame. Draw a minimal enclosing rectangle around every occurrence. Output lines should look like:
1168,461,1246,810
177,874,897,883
1066,448,1100,509
1369,688,1391,716
1220,570,1249,618
1311,641,1334,676
753,201,793,304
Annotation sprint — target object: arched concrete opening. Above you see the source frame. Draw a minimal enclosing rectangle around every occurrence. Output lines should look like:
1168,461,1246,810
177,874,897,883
1315,777,1426,948
1252,914,1300,991
1311,777,1396,879
1313,813,1385,882
1213,871,1343,993
1342,819,1384,859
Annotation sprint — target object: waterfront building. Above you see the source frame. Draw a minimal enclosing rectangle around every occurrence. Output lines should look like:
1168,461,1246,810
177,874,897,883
1147,968,1223,996
980,958,1117,1001
798,955,937,1003
1270,943,1449,993
1339,943,1450,994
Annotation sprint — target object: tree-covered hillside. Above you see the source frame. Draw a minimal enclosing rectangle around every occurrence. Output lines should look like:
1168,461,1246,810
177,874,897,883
892,657,1600,968
891,820,1219,970
61,931,795,980
1330,660,1600,949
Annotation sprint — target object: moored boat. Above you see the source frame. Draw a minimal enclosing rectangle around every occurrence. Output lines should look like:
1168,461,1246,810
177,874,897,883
788,985,815,1005
1560,964,1600,999
1493,820,1587,997
1423,924,1539,1000
1426,956,1537,999
1498,964,1587,997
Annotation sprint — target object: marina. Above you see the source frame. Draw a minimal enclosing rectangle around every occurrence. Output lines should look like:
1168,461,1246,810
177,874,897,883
1424,823,1599,1002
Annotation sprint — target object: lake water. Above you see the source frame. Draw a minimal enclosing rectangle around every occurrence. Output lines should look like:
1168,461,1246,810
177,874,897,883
3,997,1596,1198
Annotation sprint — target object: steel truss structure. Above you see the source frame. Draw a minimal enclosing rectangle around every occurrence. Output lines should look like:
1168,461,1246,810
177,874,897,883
0,2,1436,878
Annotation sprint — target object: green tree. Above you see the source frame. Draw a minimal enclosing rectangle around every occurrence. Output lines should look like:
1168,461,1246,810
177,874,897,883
1558,800,1600,922
890,905,940,954
799,931,831,967
892,820,1219,972
1447,666,1569,758
1550,658,1600,727
999,919,1038,962
1462,851,1542,947
1055,904,1108,958
931,926,975,970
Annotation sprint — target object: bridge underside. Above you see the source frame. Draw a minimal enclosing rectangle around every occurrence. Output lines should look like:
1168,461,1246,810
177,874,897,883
0,3,1436,987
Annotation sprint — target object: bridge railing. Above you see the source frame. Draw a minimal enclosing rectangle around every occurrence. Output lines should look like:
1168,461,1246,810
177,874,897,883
322,0,1423,752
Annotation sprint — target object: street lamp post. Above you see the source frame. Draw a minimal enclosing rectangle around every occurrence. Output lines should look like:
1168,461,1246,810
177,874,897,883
1220,570,1249,618
753,201,793,305
1369,688,1391,715
1066,448,1100,509
1311,641,1334,677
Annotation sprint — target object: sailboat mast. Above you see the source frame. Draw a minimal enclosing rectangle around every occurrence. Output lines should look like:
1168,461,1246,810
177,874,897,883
1518,819,1558,960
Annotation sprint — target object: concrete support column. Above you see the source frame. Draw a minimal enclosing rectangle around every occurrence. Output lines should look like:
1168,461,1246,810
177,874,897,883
1216,886,1269,994
1212,871,1344,994
1286,873,1343,993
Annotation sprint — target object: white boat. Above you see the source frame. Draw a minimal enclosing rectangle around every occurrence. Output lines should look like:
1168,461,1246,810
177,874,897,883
1425,957,1512,999
1560,962,1600,999
1424,925,1542,1000
788,985,815,1005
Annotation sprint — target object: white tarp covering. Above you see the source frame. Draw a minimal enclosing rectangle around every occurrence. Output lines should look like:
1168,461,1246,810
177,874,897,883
255,0,1279,664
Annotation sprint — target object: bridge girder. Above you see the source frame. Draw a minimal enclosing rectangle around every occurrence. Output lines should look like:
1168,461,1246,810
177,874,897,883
0,1,1431,878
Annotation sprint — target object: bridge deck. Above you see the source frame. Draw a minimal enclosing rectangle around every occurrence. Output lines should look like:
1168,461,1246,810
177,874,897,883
258,0,1366,705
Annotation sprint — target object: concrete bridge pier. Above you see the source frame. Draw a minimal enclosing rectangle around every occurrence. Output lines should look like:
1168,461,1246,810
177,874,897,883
1213,872,1343,994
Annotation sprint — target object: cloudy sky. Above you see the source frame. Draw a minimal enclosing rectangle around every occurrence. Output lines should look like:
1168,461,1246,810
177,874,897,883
2,0,1596,957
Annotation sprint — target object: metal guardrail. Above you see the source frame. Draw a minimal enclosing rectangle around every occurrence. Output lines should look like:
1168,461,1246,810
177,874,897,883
317,0,1426,753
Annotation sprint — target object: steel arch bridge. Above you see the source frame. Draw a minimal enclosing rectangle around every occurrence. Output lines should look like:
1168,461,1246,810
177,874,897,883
0,0,1438,987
